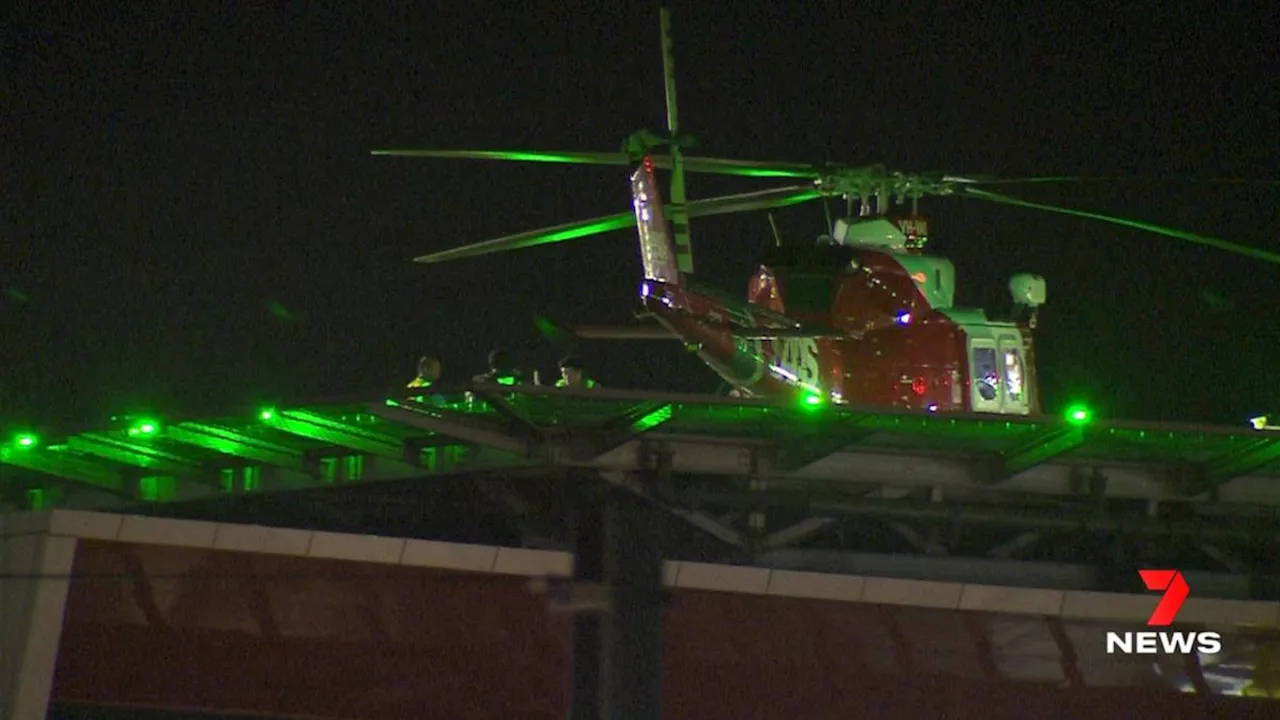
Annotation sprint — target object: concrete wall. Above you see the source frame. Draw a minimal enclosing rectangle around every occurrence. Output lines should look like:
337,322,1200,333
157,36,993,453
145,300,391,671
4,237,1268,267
5,509,1280,719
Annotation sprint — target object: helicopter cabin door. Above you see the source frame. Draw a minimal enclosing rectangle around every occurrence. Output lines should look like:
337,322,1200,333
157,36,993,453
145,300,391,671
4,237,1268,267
966,327,1030,415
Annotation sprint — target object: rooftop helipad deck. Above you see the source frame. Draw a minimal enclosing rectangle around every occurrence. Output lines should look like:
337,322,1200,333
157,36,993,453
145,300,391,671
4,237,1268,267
3,386,1279,514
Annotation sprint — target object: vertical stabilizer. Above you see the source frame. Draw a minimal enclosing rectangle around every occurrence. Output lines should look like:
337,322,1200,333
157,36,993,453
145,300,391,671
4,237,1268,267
660,7,694,273
632,155,681,285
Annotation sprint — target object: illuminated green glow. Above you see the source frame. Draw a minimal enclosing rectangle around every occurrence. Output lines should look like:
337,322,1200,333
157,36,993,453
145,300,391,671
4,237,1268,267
631,404,674,432
800,392,825,410
139,477,158,501
1064,404,1093,426
372,149,633,165
413,213,635,264
370,148,819,179
411,183,821,266
14,433,38,448
127,419,160,437
259,408,276,421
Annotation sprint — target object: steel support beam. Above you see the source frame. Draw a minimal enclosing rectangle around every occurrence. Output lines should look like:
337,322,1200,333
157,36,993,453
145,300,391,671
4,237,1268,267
266,409,409,460
0,447,129,497
560,403,677,463
1046,616,1086,687
166,422,306,469
685,491,1280,541
569,475,605,720
988,531,1041,559
1203,438,1280,488
601,471,742,548
773,415,877,472
560,466,665,719
756,517,837,550
603,482,664,719
66,433,204,476
889,522,948,555
371,401,531,455
468,384,543,435
987,426,1085,482
580,439,1280,504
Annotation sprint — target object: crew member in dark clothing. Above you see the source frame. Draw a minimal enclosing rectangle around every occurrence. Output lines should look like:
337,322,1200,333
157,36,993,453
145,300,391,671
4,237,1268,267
555,355,598,389
472,348,524,386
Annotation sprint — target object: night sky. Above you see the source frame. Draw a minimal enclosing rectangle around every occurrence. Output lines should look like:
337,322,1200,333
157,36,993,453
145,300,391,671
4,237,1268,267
5,3,1278,435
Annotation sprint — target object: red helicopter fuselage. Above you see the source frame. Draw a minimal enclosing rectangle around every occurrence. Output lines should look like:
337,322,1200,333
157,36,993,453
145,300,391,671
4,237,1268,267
631,157,1042,416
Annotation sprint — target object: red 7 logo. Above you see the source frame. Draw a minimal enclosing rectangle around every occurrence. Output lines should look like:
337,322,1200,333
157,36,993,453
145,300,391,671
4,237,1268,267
1138,569,1190,626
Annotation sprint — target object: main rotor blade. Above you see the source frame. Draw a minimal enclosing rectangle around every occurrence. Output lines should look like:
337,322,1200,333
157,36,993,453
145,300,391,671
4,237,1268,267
960,187,1280,264
687,185,823,217
956,175,1280,187
373,148,819,179
412,186,823,264
374,149,633,167
412,213,634,264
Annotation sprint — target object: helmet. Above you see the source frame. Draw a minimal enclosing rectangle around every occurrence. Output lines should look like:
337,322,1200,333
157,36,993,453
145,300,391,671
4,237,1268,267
418,355,441,376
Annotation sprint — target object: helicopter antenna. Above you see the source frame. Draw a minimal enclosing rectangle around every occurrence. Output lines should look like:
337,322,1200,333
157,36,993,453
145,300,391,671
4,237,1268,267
661,7,694,274
767,212,782,247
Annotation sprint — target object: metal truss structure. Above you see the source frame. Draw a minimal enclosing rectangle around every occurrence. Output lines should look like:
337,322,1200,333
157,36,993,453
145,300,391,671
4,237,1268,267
4,384,1280,580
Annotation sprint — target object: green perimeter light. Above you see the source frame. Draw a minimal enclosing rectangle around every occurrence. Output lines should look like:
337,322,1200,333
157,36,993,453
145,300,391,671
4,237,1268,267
259,407,276,421
127,418,161,437
800,391,825,410
1064,403,1093,426
14,433,38,449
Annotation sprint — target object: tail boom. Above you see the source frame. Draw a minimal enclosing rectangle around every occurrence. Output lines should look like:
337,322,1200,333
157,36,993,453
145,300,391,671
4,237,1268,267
641,282,836,400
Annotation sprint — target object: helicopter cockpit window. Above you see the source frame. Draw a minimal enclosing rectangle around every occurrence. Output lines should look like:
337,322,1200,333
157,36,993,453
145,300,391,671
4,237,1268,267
1002,344,1024,404
973,347,999,402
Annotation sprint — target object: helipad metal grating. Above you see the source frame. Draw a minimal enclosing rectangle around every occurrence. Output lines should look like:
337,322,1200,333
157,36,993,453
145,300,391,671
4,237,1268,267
3,388,1278,512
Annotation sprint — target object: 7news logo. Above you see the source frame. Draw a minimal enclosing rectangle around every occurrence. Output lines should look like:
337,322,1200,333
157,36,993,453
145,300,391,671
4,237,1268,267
1105,569,1222,655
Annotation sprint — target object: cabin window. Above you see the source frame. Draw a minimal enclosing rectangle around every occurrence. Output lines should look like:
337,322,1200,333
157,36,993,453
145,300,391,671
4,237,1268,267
973,347,999,402
1001,343,1024,404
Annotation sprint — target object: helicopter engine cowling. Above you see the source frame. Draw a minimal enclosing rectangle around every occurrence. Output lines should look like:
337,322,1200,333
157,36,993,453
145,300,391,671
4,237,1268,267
1009,273,1046,308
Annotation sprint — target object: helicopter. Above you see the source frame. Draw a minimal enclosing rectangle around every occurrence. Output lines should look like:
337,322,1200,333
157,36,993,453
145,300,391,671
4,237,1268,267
373,8,1280,417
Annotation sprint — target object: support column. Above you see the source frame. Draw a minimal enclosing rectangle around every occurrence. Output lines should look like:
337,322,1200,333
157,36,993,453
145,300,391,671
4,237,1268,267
569,476,605,720
603,478,665,719
1,515,77,720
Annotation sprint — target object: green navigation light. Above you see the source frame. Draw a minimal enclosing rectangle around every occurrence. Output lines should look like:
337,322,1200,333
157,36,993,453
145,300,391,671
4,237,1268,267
800,392,825,409
1065,404,1093,426
127,419,160,437
14,433,38,449
259,408,276,421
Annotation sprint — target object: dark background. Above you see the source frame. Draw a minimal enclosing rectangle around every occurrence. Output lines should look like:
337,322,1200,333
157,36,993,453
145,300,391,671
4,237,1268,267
5,2,1278,435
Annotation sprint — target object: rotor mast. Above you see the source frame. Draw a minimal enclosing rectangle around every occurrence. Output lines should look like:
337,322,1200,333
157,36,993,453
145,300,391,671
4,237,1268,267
660,7,694,274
